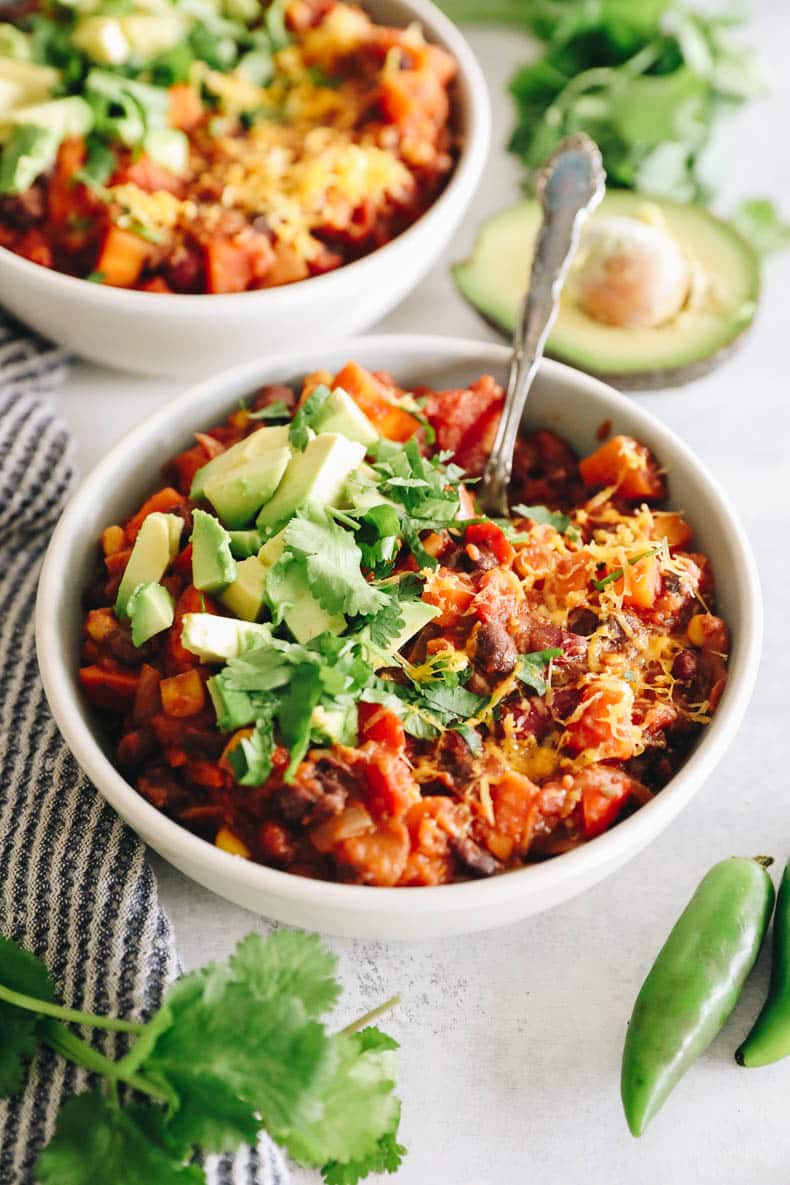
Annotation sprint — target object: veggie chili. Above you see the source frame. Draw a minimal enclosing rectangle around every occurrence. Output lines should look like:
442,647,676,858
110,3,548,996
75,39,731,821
621,857,775,1136
80,362,731,887
0,0,457,293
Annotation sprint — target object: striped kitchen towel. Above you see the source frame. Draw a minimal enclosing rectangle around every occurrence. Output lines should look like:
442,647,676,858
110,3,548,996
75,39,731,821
0,314,287,1185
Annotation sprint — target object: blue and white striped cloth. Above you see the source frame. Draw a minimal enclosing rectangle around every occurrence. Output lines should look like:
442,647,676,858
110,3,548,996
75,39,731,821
0,315,287,1185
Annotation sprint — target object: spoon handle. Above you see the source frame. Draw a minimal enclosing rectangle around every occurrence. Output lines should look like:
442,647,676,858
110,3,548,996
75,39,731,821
478,134,605,517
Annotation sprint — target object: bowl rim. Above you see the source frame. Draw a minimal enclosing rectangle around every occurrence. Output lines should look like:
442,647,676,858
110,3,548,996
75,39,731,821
36,335,763,920
0,0,490,311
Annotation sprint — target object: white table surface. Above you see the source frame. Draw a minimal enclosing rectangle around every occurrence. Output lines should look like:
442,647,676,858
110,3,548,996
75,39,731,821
50,8,790,1183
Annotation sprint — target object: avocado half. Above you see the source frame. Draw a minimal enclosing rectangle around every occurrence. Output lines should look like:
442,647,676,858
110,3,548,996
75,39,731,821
453,192,761,390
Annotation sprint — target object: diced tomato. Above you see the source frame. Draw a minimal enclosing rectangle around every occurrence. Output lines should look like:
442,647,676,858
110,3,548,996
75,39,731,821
125,487,184,542
465,521,515,567
472,567,523,626
168,587,217,671
183,758,225,788
579,435,664,500
575,766,639,839
400,798,458,886
421,375,503,468
358,703,405,752
79,665,139,712
490,772,538,850
362,747,417,821
423,569,475,627
114,153,183,195
169,83,204,131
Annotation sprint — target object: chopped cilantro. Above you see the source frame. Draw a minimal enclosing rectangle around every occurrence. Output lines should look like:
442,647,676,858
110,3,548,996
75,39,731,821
225,714,275,786
74,136,116,188
289,385,331,450
515,648,563,695
276,514,388,619
593,548,660,591
246,399,292,421
511,504,577,537
84,271,106,284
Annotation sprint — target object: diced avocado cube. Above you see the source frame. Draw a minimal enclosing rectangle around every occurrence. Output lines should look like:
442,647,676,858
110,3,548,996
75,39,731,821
8,96,93,140
190,424,291,499
366,599,440,668
391,600,440,652
311,388,379,449
180,612,272,663
203,448,291,528
257,530,286,567
228,529,263,559
311,704,357,747
0,29,33,63
143,126,188,174
72,16,131,65
115,512,183,618
206,673,257,732
127,582,174,647
0,57,58,110
256,433,366,534
0,124,59,195
191,508,237,593
220,556,268,622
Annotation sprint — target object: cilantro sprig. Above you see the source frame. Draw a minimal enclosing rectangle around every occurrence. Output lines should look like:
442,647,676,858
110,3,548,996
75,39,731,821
515,648,563,696
0,930,404,1185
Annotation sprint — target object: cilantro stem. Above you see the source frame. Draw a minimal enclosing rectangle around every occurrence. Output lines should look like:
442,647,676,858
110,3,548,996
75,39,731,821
40,1020,171,1102
593,547,660,591
341,995,400,1035
0,983,145,1034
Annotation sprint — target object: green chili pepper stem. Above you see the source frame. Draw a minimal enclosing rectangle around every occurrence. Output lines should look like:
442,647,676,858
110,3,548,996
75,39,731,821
621,857,775,1137
736,861,790,1068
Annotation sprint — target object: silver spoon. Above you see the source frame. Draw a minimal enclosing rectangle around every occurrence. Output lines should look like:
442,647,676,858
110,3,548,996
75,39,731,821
477,133,606,518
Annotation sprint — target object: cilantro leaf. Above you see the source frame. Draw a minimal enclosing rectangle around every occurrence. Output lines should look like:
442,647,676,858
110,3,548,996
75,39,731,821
229,932,341,1017
323,1131,407,1185
356,504,402,577
282,516,388,618
37,1092,204,1185
289,386,331,451
515,648,563,695
451,723,483,755
0,935,56,1096
279,663,323,777
274,1028,401,1170
247,399,291,421
225,714,275,786
363,575,423,651
141,957,331,1134
511,504,571,533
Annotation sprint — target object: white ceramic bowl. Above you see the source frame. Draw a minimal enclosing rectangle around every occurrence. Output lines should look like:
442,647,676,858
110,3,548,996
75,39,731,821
0,0,489,378
36,336,762,939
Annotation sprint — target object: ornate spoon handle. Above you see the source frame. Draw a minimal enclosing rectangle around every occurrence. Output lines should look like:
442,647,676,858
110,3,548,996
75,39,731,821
477,134,605,518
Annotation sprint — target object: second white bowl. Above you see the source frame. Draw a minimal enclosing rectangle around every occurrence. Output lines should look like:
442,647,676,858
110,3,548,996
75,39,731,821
0,0,490,377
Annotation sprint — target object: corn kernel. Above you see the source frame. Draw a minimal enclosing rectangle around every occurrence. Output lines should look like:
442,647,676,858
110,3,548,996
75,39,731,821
215,827,251,859
101,525,126,557
687,615,706,647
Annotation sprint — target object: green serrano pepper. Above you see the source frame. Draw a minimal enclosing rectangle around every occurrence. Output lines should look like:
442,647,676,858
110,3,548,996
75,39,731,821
736,860,790,1067
621,856,775,1136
